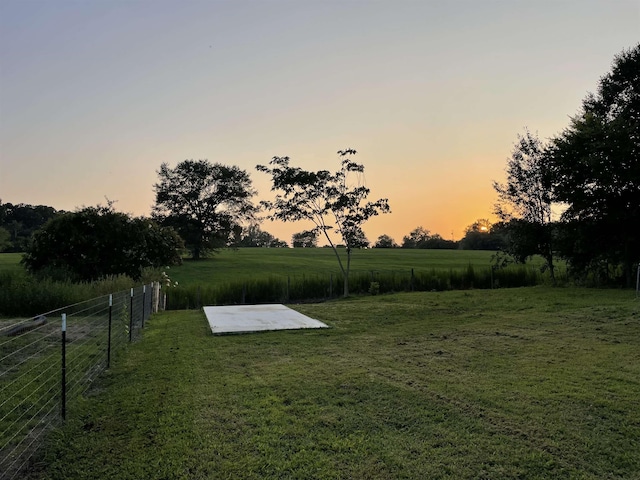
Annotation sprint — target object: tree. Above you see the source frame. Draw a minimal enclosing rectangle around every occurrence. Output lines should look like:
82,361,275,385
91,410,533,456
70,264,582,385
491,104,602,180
257,149,390,296
548,44,639,286
374,234,397,248
493,130,557,281
291,230,318,248
421,233,457,249
459,219,506,251
401,226,431,249
22,204,183,281
349,226,370,249
400,227,456,249
0,200,61,252
235,223,287,248
153,160,256,259
0,227,10,252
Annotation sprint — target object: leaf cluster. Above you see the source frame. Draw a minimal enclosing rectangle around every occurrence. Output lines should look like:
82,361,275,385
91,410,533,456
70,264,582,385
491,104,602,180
154,159,257,259
493,129,554,225
22,204,183,282
257,150,390,252
493,43,640,285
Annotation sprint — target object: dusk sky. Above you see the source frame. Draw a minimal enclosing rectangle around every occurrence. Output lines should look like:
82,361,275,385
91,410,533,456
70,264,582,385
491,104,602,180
1,0,638,245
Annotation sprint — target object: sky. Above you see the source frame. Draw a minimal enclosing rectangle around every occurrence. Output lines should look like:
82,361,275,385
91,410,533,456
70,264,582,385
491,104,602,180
0,0,638,245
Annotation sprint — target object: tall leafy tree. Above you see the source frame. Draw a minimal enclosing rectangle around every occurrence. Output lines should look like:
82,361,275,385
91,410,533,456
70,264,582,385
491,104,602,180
493,131,557,281
400,227,456,249
22,204,183,281
401,226,431,249
291,230,319,248
421,233,457,250
548,44,639,285
257,149,390,296
153,160,256,259
235,224,287,248
459,219,504,251
374,234,398,248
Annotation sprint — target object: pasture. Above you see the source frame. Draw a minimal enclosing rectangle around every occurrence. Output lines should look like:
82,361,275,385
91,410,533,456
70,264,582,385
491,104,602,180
165,248,545,286
2,249,554,314
157,249,552,308
32,287,640,479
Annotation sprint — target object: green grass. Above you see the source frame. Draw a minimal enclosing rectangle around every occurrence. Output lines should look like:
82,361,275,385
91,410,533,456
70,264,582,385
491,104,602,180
0,250,558,314
31,287,640,479
167,248,545,286
158,249,555,308
0,253,162,316
0,253,24,275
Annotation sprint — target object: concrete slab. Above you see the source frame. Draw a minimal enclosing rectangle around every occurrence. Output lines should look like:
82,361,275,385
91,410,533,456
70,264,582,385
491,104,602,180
203,304,329,335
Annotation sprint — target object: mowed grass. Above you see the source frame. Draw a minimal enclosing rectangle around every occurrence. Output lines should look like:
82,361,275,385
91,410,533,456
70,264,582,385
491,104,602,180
167,248,544,286
32,287,640,479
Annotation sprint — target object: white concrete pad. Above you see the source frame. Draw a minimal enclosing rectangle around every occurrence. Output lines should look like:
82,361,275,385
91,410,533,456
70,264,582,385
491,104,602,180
203,304,329,335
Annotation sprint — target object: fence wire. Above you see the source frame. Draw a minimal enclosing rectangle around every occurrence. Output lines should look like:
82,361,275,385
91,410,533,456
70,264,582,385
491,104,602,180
0,283,160,480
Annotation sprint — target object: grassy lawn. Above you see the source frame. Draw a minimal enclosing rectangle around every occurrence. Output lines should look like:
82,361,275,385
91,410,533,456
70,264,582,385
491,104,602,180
31,287,640,479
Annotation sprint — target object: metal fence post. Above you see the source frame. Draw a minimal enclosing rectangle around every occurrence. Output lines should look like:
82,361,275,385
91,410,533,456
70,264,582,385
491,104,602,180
61,313,67,421
129,288,134,342
107,294,113,368
142,285,146,328
152,281,159,313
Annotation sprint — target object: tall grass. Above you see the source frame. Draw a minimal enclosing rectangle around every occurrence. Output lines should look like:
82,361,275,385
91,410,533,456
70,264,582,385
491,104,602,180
0,269,136,317
0,259,167,317
163,263,547,309
0,250,560,315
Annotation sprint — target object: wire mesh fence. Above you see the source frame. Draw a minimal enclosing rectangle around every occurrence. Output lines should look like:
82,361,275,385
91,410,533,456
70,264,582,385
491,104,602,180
0,283,161,480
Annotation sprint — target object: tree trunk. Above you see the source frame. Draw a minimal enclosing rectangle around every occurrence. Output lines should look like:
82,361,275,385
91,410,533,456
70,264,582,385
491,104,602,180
343,248,352,297
545,251,556,286
322,230,349,297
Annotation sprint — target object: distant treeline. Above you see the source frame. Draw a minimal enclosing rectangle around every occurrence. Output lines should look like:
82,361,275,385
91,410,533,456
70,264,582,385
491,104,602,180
373,221,503,251
0,201,62,252
0,198,502,255
0,200,503,255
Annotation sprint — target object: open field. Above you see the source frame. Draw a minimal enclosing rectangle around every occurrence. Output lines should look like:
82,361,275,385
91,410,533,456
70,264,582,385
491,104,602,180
0,253,25,276
165,248,547,287
31,287,640,479
1,250,547,288
2,250,555,314
157,249,553,308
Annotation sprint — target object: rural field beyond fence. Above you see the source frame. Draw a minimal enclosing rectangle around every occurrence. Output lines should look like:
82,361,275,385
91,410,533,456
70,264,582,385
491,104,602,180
163,264,551,309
